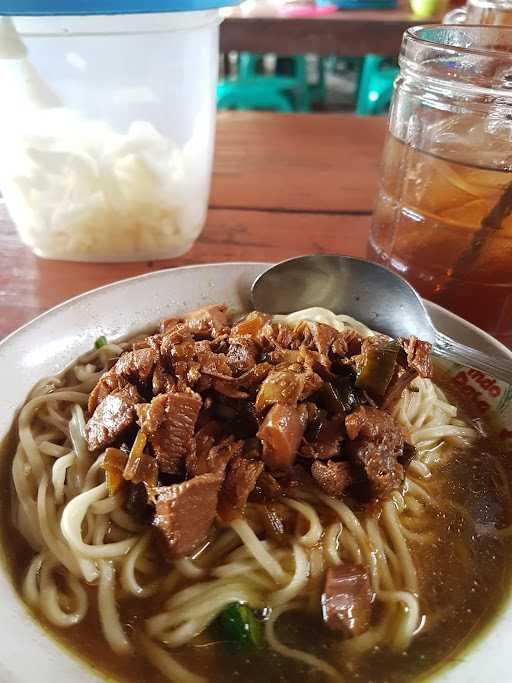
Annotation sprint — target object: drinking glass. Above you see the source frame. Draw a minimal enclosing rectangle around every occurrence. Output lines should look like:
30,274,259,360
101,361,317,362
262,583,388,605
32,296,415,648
368,25,512,346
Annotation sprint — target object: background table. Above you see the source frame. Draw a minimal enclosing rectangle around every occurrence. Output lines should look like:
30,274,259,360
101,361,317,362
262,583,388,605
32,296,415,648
0,112,386,340
220,3,442,57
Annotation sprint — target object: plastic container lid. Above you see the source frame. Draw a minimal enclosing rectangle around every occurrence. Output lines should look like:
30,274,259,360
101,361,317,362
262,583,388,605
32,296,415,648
0,0,240,14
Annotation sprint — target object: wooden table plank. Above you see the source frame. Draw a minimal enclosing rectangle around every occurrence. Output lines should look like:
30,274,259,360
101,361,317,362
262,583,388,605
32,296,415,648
0,204,371,340
220,5,441,57
211,112,387,213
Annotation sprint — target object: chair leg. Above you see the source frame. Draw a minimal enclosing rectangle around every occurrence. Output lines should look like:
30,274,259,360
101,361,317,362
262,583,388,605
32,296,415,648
356,54,383,116
294,56,311,112
239,52,260,79
217,82,295,112
373,79,396,115
309,56,326,105
276,56,295,75
318,57,326,95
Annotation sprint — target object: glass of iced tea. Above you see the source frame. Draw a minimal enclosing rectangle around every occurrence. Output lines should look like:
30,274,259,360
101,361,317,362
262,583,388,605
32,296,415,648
368,25,512,346
445,0,512,26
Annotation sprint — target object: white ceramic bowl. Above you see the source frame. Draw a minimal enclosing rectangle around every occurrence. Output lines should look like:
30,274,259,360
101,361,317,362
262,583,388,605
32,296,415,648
0,262,510,682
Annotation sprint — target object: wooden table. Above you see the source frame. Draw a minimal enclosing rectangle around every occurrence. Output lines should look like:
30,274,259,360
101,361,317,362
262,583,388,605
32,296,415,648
0,112,383,340
220,4,442,57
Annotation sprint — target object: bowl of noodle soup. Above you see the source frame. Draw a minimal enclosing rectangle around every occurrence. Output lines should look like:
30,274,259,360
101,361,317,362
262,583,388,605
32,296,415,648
0,261,511,683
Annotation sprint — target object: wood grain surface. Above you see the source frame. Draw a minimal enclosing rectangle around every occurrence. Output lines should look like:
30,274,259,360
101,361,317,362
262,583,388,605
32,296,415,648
212,113,386,213
220,4,442,57
1,111,508,351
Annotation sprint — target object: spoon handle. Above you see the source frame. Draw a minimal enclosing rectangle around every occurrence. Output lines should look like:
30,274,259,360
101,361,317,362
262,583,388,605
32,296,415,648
433,332,512,385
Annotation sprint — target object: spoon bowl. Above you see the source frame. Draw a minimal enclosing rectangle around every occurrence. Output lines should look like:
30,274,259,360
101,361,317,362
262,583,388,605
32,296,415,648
252,254,512,384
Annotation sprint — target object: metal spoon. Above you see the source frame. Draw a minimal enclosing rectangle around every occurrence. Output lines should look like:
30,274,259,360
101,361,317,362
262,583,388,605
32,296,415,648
251,254,512,384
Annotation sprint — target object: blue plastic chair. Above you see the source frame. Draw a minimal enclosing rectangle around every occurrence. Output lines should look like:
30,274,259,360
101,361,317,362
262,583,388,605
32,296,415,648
355,54,399,115
217,53,326,113
217,78,295,112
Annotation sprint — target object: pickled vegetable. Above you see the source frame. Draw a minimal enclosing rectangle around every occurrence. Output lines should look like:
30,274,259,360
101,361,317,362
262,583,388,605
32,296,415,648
355,341,399,400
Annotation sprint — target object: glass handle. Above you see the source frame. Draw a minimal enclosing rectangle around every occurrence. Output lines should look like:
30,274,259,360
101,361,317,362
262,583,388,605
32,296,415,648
443,7,467,24
433,332,512,385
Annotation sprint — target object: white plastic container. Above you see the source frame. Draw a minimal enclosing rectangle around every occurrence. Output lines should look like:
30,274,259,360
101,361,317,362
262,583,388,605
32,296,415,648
0,1,238,262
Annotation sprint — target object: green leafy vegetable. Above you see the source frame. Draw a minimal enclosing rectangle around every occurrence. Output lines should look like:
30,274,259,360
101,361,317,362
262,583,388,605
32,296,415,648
216,602,265,650
94,335,108,349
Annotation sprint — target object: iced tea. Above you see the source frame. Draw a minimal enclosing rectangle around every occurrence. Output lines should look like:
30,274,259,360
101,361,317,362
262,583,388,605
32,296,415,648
369,134,512,345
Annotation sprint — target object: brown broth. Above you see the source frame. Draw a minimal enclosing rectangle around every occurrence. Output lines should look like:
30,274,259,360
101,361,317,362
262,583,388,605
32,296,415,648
1,382,512,682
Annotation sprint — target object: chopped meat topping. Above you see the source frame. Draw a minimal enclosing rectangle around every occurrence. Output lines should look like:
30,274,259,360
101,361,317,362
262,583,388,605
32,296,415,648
85,304,434,570
299,367,324,401
115,348,156,384
87,368,127,417
225,337,258,375
346,404,396,442
311,460,352,497
153,473,221,559
194,340,233,378
237,362,272,389
141,392,202,475
152,361,175,395
183,304,229,338
346,406,405,497
161,304,229,340
251,470,283,501
381,368,417,412
255,369,306,413
86,386,140,451
219,456,265,521
331,329,363,358
160,318,181,335
321,564,374,636
301,414,345,460
295,321,337,367
275,463,313,493
398,336,433,378
192,420,225,463
187,437,242,478
131,333,162,352
380,337,433,410
160,333,194,367
136,398,163,434
257,322,294,350
231,311,271,338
